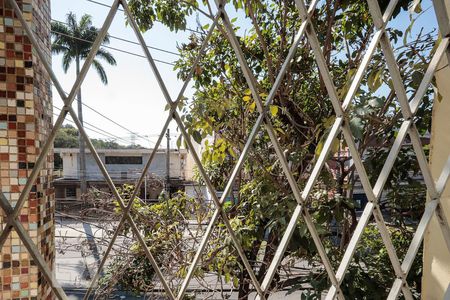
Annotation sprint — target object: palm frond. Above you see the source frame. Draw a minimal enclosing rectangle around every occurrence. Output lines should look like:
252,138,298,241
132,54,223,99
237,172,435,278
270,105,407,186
103,32,111,45
62,51,73,73
79,14,93,31
51,44,70,56
81,26,98,43
92,59,108,84
51,21,71,38
66,12,78,34
96,48,117,66
52,12,116,85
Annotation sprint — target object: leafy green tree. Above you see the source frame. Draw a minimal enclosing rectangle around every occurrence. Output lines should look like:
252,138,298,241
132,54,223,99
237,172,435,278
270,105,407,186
54,124,145,150
108,0,434,298
54,124,80,148
51,13,117,194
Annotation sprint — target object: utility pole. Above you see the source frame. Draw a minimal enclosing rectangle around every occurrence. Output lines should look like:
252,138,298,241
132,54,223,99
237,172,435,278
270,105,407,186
166,129,170,196
76,57,87,198
144,174,147,201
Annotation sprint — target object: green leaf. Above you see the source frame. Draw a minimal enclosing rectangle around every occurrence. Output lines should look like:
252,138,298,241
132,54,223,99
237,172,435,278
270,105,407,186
349,117,364,140
192,130,202,144
403,16,416,45
411,71,423,87
233,276,239,288
409,0,422,13
331,137,340,156
368,97,383,108
243,95,251,102
249,101,256,113
368,68,383,92
176,135,182,149
270,105,279,116
224,272,231,283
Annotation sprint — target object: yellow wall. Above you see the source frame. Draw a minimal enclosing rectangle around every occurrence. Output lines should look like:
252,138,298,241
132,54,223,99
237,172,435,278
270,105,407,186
422,41,450,299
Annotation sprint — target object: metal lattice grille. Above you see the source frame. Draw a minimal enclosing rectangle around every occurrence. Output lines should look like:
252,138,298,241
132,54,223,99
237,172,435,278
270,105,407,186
1,0,450,299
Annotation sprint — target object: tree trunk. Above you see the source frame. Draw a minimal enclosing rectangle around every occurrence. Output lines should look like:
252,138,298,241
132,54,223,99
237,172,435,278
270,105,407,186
76,56,87,197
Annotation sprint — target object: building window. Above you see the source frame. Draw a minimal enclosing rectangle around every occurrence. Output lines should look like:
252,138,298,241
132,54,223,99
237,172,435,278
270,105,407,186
353,193,368,210
105,156,143,165
65,187,76,198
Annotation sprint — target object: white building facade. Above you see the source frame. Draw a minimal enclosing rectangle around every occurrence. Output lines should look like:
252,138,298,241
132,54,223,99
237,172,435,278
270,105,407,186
54,148,193,201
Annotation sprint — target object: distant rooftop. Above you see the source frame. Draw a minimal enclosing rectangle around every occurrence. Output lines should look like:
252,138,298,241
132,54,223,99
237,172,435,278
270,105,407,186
54,148,188,154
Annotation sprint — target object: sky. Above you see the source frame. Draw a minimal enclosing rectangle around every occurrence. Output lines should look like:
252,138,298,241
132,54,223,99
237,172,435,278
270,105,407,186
51,0,209,148
50,0,439,149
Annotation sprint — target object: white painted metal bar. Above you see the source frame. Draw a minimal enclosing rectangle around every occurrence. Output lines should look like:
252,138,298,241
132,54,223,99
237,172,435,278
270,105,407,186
0,1,175,298
297,1,412,297
436,157,450,195
0,0,448,299
266,121,345,297
328,37,450,300
328,8,450,300
341,0,400,110
0,194,69,299
121,2,268,298
177,1,320,297
0,3,120,299
387,200,439,299
432,0,450,62
377,33,413,118
312,0,434,297
258,116,343,295
384,127,444,299
371,2,450,297
68,104,176,299
408,126,439,198
372,38,449,199
372,205,414,299
214,1,345,297
358,3,418,298
260,0,395,295
82,11,219,299
435,157,450,252
82,113,172,300
387,157,450,299
0,0,119,250
432,0,450,37
297,3,406,296
410,37,450,113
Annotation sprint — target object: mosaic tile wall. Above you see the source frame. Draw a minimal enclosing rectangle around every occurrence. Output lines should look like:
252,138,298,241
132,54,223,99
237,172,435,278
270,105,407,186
0,0,54,299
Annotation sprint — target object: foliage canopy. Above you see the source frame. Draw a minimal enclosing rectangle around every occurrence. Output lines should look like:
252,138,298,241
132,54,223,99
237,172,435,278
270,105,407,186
98,0,437,298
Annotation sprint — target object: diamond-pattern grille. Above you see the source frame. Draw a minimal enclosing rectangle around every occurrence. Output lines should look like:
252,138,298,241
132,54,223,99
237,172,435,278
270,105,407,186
1,0,450,299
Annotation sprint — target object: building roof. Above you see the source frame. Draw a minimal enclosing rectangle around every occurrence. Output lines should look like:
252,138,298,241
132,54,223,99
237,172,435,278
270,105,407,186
54,148,188,155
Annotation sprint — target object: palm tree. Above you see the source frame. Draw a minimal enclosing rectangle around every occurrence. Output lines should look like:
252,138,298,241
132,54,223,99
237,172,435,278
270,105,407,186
51,13,116,195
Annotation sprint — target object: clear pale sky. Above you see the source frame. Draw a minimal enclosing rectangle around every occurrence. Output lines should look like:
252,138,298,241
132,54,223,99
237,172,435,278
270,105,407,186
51,0,438,148
51,0,206,148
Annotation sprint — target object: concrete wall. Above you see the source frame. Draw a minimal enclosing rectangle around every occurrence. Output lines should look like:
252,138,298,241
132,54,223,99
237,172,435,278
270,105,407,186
59,150,187,180
0,0,54,299
422,8,450,297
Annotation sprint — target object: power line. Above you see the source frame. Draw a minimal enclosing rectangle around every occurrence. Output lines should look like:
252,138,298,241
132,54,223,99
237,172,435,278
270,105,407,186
80,102,154,144
53,112,134,145
51,29,176,66
51,18,181,57
50,82,155,146
84,0,204,35
53,112,130,144
53,106,133,144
